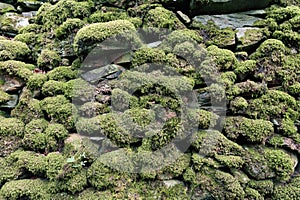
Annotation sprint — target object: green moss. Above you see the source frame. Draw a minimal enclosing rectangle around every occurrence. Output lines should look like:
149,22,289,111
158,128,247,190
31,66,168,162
248,180,274,196
288,82,300,97
0,117,25,137
220,71,236,88
40,95,76,131
37,49,61,70
160,29,203,52
249,39,288,63
0,90,10,104
207,45,237,71
214,155,244,168
160,153,191,178
230,97,248,113
27,73,47,91
197,109,218,129
87,157,130,190
9,150,46,176
244,187,263,200
79,102,110,118
0,157,20,186
143,7,185,30
273,177,300,200
268,135,285,147
55,18,85,38
247,90,299,120
264,148,294,181
25,119,49,135
42,80,66,96
0,40,30,61
36,0,92,30
234,60,257,81
44,123,68,142
0,179,50,200
11,88,43,123
273,30,300,48
207,28,236,48
45,152,65,181
88,11,128,23
0,60,33,80
73,20,137,55
47,66,77,82
224,116,273,143
191,130,244,157
267,5,300,24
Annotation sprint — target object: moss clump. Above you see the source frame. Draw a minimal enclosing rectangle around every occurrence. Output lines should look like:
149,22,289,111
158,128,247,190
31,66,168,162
159,153,191,178
192,130,244,157
273,177,300,200
237,28,266,51
143,7,185,30
44,123,68,142
224,116,273,143
11,89,43,123
272,30,300,48
160,29,203,52
37,49,61,70
74,20,137,55
47,66,77,82
214,155,244,168
248,180,274,196
40,95,76,131
27,73,48,91
0,157,21,186
196,109,218,129
0,40,30,61
35,0,92,30
247,90,299,120
234,60,257,81
227,80,267,100
264,148,294,181
207,45,238,71
244,187,263,200
88,10,129,23
79,102,110,118
0,90,10,104
55,18,85,39
42,80,66,96
0,179,50,200
288,82,300,97
0,60,33,80
230,97,248,114
267,5,300,24
0,117,25,137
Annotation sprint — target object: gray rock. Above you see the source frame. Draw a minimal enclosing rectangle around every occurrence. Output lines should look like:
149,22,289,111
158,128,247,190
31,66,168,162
176,11,191,24
81,64,124,83
0,12,30,35
194,13,262,29
0,94,19,108
163,180,184,188
190,0,271,15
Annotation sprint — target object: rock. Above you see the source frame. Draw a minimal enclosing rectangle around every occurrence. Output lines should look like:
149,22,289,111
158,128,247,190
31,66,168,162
162,180,184,188
236,27,266,52
176,11,191,24
0,2,16,14
1,75,24,93
189,0,271,16
0,94,19,108
17,0,43,11
81,64,124,83
0,12,30,36
193,13,263,29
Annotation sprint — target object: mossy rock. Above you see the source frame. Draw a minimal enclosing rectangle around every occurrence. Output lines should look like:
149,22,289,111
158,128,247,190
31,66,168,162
0,60,33,81
0,40,30,61
229,97,248,114
37,49,61,71
227,80,267,100
0,135,22,157
0,117,25,137
0,178,51,200
47,66,77,82
73,20,138,55
273,177,300,200
0,90,10,104
35,0,92,30
234,60,257,81
224,116,274,143
27,73,47,91
143,7,185,30
55,18,85,39
0,157,21,187
236,28,267,52
191,130,245,157
247,90,299,120
88,10,129,23
207,45,238,71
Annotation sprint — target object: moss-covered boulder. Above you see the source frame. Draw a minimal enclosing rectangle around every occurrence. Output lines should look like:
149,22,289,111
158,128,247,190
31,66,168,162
73,20,137,55
0,40,30,61
224,116,274,143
